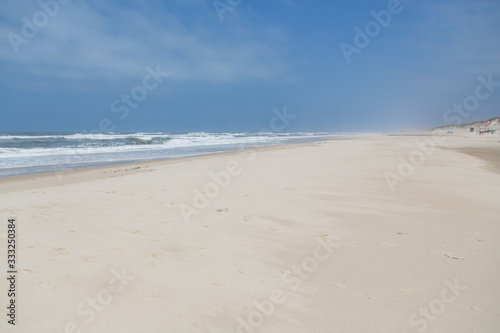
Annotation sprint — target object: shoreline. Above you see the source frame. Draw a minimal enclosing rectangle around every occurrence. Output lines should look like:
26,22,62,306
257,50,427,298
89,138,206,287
0,135,342,181
2,133,499,193
0,136,349,193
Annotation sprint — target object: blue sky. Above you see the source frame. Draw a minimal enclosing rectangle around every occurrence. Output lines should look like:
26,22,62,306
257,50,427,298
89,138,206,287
0,0,499,133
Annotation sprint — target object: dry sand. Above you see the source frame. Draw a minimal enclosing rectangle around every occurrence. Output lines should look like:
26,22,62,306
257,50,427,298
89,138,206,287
1,134,499,333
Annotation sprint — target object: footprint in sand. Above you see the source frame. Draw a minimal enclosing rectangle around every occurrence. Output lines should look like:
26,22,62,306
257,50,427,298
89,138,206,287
52,248,70,255
398,288,413,294
471,306,491,313
332,282,351,290
367,295,380,301
25,246,35,253
441,251,464,260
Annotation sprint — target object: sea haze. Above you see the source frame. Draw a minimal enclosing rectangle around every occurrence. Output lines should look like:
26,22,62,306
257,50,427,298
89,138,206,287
0,132,340,178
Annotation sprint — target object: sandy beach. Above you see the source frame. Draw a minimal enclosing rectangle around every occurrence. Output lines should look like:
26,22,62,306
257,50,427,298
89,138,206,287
1,134,499,333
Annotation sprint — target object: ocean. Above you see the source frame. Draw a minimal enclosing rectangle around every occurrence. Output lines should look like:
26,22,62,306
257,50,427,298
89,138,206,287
0,132,339,178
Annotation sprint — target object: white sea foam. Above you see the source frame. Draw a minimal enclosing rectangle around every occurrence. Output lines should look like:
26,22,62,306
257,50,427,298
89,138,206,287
0,132,338,175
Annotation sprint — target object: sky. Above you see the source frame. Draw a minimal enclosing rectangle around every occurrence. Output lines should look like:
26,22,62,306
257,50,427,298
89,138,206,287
0,0,499,133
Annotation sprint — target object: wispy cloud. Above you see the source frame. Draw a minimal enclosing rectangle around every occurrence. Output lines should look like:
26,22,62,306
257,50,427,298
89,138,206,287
0,0,287,83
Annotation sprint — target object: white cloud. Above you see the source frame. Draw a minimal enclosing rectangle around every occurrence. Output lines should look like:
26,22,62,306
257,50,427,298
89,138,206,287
0,0,287,83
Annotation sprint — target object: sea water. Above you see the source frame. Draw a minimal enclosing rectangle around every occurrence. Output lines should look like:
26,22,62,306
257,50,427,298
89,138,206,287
0,132,340,177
